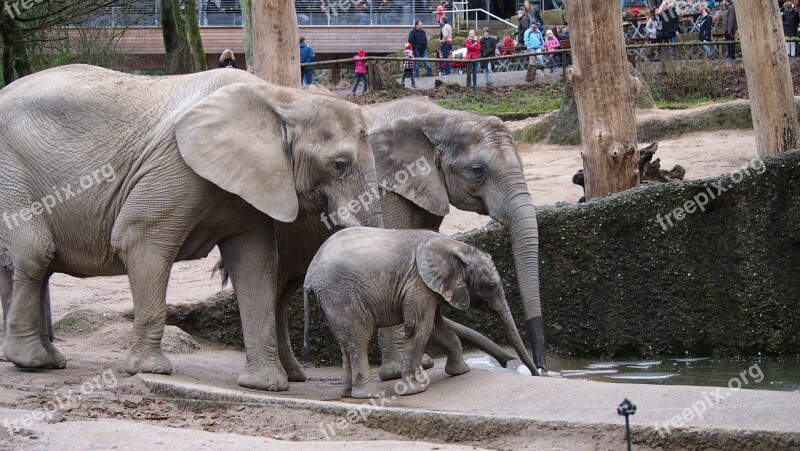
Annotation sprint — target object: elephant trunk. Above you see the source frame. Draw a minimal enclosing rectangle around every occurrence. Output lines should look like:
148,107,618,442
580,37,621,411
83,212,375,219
497,195,547,372
443,317,516,367
497,302,538,376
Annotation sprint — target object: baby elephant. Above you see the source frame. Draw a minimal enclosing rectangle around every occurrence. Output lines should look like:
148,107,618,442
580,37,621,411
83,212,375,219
304,228,537,398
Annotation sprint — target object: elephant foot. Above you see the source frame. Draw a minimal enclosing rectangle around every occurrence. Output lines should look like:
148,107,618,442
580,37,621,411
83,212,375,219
285,364,307,383
349,379,382,399
398,374,427,396
421,353,434,370
445,357,470,376
123,349,173,375
378,360,401,381
237,365,289,391
3,335,67,369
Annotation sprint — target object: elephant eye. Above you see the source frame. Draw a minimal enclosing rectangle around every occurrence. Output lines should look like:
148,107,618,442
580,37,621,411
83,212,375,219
333,158,350,175
467,164,485,180
486,283,496,292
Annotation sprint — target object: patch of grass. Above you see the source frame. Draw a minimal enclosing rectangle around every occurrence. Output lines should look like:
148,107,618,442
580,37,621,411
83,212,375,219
655,96,736,110
435,84,563,116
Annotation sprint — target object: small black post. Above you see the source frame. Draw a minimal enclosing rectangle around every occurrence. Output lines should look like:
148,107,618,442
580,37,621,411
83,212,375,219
466,62,472,88
617,399,636,451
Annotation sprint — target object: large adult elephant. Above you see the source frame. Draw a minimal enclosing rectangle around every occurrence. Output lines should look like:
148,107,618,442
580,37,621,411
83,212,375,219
0,65,381,391
364,97,547,375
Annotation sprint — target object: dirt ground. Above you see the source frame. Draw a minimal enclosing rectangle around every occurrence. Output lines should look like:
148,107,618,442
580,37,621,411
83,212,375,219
0,113,764,449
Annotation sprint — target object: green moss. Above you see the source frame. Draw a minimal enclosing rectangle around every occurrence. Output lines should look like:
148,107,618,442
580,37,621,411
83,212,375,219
435,84,562,117
168,151,800,362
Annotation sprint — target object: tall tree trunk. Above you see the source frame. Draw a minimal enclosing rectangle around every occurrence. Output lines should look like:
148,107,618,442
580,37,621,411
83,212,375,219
564,0,641,200
161,0,194,74
252,0,299,85
1,11,17,85
241,0,253,68
737,0,799,157
184,0,208,71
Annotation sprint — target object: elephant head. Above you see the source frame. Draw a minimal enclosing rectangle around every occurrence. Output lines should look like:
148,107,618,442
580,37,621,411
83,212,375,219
370,112,545,371
415,235,538,375
174,83,383,230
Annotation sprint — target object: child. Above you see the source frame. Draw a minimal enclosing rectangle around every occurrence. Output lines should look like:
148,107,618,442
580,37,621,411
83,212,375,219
401,43,415,88
543,30,561,73
352,49,368,95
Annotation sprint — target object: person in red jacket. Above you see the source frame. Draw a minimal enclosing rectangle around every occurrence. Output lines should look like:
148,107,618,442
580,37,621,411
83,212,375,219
465,29,480,88
352,49,368,95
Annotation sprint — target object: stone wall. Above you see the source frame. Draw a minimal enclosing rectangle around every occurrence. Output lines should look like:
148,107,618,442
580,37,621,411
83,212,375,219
168,150,800,363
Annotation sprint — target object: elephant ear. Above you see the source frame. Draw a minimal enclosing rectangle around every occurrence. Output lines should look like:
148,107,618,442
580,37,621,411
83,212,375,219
175,83,298,223
369,115,450,217
416,234,470,310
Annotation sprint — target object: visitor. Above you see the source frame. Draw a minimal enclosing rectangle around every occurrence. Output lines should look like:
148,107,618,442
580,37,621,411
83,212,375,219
516,9,531,43
355,0,370,25
697,3,713,58
377,0,392,25
543,29,561,72
299,37,315,85
465,29,481,88
401,43,416,88
783,1,799,57
558,25,569,41
645,8,662,61
218,49,236,68
440,16,453,74
409,20,433,77
722,0,737,60
657,0,680,59
524,22,545,72
435,1,446,25
352,49,369,95
523,1,543,28
479,27,498,87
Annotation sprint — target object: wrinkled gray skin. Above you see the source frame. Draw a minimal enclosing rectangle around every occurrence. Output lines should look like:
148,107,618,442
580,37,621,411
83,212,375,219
364,97,547,377
305,228,537,399
0,64,380,391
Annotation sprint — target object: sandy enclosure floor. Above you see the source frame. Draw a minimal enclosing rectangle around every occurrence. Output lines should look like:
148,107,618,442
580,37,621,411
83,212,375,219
43,128,759,321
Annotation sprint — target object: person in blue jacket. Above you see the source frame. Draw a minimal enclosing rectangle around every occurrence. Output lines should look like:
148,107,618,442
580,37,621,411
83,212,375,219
300,36,315,86
524,22,545,71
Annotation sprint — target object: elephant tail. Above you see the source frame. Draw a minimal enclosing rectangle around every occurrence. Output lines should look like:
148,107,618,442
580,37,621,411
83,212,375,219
301,286,313,357
211,259,230,289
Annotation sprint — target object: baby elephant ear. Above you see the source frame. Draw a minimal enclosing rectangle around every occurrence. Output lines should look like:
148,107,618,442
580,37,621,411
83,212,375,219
416,234,470,310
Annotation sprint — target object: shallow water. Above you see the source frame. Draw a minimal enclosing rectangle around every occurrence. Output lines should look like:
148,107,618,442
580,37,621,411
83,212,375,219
465,354,800,392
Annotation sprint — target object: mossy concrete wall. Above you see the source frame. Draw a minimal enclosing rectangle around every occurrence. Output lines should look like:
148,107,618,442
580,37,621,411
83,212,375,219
168,151,800,364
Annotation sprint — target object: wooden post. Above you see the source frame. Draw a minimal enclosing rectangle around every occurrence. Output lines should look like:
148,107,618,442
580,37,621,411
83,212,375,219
466,61,472,87
737,0,799,157
252,0,300,85
367,60,375,91
564,0,641,200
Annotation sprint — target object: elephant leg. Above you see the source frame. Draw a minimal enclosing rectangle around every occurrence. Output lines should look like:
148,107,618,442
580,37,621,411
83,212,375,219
122,248,174,376
399,305,435,396
1,265,12,332
444,317,516,368
219,224,288,391
277,280,306,382
41,275,53,342
378,325,434,381
340,344,353,397
348,340,380,399
431,310,469,376
3,245,66,369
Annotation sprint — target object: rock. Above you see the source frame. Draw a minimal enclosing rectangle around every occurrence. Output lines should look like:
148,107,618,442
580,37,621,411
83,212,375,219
161,326,200,354
122,395,144,409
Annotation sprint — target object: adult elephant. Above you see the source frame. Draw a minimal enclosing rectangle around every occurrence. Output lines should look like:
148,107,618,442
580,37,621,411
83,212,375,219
0,64,381,391
364,97,547,376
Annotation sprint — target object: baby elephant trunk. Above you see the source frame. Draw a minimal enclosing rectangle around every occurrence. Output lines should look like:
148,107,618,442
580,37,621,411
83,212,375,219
498,305,540,376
